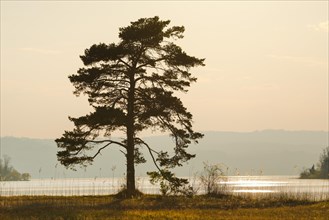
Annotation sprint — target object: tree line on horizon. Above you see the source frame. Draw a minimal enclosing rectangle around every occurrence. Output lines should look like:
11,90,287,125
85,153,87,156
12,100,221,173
300,146,329,179
0,155,30,181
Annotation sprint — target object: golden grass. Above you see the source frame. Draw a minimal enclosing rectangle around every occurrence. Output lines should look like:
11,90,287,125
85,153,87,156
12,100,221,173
0,195,328,219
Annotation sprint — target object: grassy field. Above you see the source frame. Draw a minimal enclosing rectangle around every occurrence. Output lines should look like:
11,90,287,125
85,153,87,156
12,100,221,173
0,195,328,219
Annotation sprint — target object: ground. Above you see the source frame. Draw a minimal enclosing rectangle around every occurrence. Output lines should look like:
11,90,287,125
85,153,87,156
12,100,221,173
0,195,328,219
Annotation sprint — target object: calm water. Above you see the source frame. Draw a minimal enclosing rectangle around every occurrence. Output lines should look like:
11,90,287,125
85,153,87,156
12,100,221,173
1,176,328,200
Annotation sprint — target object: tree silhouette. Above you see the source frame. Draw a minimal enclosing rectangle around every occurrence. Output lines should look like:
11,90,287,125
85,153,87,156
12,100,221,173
319,146,329,178
56,16,205,197
300,146,329,179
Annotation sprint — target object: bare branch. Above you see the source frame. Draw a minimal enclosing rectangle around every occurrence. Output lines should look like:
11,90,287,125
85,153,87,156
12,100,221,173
86,139,127,149
118,58,132,68
91,143,111,159
135,138,162,172
120,150,127,156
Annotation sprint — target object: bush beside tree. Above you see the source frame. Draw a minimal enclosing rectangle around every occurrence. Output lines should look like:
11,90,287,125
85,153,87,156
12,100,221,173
199,162,228,197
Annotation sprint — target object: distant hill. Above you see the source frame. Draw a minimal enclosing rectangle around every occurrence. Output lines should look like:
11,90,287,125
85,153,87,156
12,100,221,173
1,130,328,179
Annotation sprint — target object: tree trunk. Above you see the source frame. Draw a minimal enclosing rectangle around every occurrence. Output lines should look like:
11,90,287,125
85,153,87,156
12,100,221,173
126,124,135,197
126,70,136,198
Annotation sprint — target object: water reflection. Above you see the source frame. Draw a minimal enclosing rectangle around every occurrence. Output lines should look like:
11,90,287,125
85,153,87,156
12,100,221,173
224,176,329,200
0,176,328,200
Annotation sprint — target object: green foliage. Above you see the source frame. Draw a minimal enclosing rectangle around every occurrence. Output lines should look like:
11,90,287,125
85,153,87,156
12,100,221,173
55,16,205,196
318,146,329,178
0,155,31,181
147,170,193,196
300,146,329,179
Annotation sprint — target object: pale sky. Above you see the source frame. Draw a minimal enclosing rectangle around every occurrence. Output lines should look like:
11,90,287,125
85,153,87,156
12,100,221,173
1,1,328,139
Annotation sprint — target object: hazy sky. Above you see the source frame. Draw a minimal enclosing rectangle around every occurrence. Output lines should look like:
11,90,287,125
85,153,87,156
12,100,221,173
1,1,328,139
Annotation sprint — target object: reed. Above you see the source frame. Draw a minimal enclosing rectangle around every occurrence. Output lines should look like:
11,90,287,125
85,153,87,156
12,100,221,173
0,175,328,202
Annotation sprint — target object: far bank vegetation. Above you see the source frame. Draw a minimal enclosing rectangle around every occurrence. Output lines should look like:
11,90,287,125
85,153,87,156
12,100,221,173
300,146,329,179
0,155,31,181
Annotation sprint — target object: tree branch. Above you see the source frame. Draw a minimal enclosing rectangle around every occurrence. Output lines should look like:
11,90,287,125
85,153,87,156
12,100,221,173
119,58,132,68
135,138,162,172
91,143,111,159
86,139,127,149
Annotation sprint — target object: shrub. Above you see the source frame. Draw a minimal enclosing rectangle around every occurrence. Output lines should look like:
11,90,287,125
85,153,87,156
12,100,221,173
199,162,228,196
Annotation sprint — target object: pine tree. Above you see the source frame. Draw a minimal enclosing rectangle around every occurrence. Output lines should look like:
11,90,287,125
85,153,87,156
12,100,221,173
56,16,205,197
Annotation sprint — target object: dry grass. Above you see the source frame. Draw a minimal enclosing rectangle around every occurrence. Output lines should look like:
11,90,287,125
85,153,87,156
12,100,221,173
0,195,328,219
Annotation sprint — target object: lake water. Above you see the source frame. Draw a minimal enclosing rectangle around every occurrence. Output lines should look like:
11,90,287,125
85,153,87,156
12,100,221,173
1,176,328,200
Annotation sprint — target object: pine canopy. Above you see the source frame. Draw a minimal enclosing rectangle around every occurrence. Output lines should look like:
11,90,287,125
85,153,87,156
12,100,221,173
56,16,205,196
